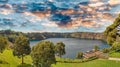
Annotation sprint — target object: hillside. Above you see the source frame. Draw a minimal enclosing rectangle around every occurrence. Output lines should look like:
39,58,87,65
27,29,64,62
0,30,104,41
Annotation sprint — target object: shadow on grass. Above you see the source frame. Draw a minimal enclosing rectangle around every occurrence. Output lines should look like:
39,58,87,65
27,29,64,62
0,59,8,64
17,63,32,67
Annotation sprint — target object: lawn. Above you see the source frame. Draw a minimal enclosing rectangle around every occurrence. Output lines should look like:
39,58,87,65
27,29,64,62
0,49,32,67
52,59,120,67
1,50,120,67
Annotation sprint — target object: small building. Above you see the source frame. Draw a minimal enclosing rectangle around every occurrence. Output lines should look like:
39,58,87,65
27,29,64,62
83,50,108,59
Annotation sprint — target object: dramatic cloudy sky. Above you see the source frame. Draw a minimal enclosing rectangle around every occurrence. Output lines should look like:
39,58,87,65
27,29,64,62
0,0,120,32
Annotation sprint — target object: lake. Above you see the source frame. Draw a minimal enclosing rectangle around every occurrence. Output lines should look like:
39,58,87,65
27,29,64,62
30,38,109,59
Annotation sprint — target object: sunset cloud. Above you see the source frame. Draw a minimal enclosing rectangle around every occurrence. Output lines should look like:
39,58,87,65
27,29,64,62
88,2,104,7
108,0,120,6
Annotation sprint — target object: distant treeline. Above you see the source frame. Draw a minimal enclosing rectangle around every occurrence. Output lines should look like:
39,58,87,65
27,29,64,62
0,30,104,42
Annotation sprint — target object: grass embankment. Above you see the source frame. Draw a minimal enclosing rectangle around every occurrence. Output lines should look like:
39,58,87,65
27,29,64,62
1,50,120,67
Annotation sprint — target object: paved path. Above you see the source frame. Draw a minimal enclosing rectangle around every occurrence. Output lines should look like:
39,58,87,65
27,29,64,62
109,57,120,61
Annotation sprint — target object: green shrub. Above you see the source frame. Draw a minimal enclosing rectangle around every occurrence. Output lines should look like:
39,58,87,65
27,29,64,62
76,52,83,59
56,57,98,63
102,48,110,53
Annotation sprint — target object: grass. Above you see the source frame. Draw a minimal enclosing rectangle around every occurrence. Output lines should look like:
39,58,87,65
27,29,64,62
52,59,120,67
0,49,32,67
1,50,120,67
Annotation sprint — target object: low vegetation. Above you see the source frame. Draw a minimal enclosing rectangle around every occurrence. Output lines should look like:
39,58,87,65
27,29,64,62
109,52,120,58
76,52,83,59
56,57,98,63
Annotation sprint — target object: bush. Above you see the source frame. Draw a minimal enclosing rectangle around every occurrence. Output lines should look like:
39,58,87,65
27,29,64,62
56,57,98,63
111,42,120,52
76,52,83,59
102,48,110,53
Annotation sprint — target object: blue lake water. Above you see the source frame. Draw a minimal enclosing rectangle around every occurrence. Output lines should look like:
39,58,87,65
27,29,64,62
30,38,109,59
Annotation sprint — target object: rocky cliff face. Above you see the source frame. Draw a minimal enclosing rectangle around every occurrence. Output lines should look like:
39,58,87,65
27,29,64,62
0,30,104,41
70,32,104,40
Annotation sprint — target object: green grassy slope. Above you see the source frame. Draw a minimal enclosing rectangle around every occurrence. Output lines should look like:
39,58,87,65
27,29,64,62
0,50,32,67
1,50,120,67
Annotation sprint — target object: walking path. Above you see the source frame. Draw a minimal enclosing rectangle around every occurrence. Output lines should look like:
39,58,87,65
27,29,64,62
109,57,120,61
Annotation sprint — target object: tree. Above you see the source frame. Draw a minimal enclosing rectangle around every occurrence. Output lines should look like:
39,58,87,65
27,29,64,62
104,14,120,45
31,41,56,67
13,34,31,64
76,52,83,59
94,45,99,51
0,35,8,53
106,29,118,45
55,42,65,57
